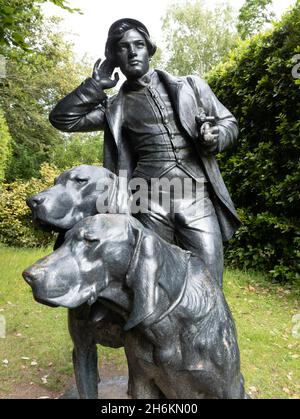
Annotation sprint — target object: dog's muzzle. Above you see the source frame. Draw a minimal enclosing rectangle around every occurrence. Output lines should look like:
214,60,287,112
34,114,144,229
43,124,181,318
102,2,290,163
26,194,46,210
22,266,44,285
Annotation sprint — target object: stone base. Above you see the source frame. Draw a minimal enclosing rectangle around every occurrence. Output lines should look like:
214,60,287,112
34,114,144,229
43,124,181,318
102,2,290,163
60,376,129,399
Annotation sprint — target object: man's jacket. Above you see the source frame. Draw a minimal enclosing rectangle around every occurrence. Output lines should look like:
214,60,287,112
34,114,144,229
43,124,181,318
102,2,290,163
49,69,241,241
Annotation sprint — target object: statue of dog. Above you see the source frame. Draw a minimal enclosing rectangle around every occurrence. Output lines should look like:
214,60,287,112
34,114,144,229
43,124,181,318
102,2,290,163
26,165,129,398
23,214,246,399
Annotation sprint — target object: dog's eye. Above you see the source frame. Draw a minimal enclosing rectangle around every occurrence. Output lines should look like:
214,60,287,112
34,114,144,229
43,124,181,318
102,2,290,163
83,235,99,244
75,177,88,184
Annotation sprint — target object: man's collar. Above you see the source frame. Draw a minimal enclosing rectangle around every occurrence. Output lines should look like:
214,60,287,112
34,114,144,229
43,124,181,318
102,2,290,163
124,68,155,91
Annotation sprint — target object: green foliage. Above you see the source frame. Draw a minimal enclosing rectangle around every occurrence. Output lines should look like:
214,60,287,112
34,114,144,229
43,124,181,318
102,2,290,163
0,0,80,50
237,0,275,40
159,0,238,76
0,17,92,181
0,108,11,182
207,3,300,281
0,163,59,247
0,0,43,50
51,133,104,170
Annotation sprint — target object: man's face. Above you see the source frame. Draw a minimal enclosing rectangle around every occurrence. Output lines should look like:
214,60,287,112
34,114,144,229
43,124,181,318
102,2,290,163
116,29,150,80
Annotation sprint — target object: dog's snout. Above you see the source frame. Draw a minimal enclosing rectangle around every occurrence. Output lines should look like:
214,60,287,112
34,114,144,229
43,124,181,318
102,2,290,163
22,268,43,284
27,195,46,208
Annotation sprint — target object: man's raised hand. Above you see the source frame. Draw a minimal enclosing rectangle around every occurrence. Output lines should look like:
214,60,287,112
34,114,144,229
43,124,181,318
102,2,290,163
92,58,119,90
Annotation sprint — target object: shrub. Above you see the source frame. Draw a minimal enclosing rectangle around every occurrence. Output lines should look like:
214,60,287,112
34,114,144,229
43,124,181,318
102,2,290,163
51,133,103,170
0,163,59,247
0,109,12,182
207,3,300,281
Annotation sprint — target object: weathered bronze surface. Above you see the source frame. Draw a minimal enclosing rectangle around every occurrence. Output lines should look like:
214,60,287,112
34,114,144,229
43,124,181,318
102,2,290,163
23,19,246,399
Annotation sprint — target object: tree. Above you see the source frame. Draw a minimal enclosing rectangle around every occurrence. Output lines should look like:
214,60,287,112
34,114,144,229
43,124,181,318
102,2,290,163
237,0,275,40
0,0,79,50
0,17,93,180
159,0,238,76
0,108,11,182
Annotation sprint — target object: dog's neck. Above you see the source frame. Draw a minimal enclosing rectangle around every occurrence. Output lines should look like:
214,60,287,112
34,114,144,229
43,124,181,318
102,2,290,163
97,281,131,321
53,231,67,250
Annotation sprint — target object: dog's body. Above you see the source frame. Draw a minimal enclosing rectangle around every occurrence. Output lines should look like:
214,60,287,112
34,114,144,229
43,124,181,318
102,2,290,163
24,214,246,399
27,165,129,398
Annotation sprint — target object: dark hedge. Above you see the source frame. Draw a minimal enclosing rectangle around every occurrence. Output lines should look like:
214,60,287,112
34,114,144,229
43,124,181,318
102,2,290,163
207,3,300,281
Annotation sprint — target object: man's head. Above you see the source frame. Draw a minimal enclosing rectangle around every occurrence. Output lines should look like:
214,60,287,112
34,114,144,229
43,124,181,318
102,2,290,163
105,18,156,80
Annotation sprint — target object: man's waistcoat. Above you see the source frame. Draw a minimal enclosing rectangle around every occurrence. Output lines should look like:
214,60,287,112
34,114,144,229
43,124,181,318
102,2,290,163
103,70,241,241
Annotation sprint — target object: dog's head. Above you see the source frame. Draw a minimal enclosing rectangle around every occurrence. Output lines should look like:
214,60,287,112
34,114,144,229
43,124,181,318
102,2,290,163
23,214,135,309
23,212,191,332
26,165,121,232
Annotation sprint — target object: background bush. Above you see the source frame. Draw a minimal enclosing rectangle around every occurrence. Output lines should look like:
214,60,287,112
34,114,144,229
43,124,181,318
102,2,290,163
51,133,103,170
207,4,300,281
0,109,12,183
0,163,59,247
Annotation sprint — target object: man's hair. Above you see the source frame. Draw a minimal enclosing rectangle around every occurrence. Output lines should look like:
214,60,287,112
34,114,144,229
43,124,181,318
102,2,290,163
105,18,157,65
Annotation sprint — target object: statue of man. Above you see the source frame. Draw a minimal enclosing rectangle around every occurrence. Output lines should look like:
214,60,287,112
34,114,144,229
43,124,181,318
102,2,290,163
49,18,241,286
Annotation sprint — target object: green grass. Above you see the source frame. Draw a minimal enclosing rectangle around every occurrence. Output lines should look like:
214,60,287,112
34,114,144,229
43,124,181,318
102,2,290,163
0,245,126,396
0,245,299,399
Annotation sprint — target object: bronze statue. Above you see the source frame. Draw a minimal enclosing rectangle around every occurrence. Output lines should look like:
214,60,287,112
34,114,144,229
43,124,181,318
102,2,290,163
22,19,247,399
49,18,241,287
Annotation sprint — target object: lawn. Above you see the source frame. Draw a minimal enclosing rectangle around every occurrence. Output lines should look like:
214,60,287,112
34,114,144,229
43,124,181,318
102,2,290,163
0,245,299,399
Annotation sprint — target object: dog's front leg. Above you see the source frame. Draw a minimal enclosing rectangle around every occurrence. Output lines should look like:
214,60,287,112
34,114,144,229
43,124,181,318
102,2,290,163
68,307,99,399
72,344,98,399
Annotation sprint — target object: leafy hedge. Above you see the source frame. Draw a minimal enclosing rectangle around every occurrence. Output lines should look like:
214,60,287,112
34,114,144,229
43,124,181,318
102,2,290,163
0,163,59,247
52,133,104,170
207,4,300,281
0,109,12,183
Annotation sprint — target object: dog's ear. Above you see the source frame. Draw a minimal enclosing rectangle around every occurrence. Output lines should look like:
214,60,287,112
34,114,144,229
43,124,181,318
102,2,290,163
124,231,163,331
